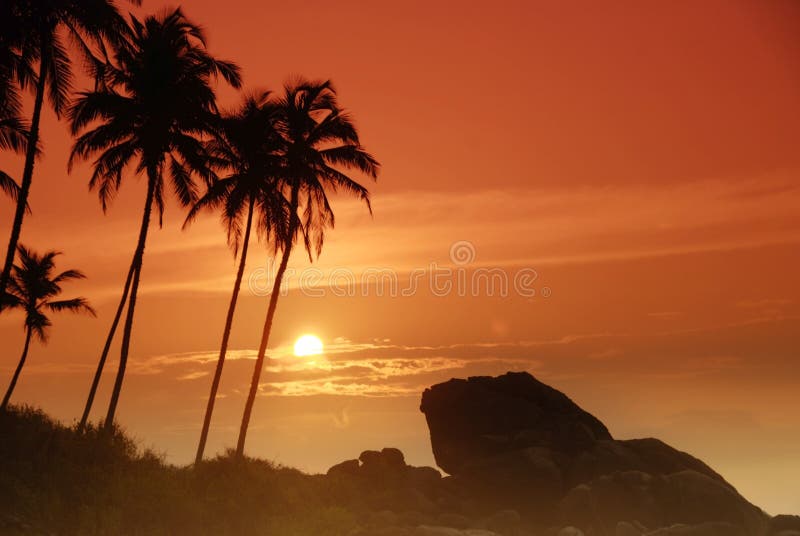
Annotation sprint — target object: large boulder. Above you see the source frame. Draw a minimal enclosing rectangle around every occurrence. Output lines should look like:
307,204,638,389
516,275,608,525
566,438,735,490
418,372,770,535
557,470,767,535
420,372,612,475
644,523,746,535
766,515,800,536
326,448,444,514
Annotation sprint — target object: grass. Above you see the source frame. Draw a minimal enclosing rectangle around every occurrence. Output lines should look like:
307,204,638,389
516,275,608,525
0,406,364,535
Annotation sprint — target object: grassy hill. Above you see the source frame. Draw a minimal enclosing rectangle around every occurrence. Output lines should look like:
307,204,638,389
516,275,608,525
0,406,364,535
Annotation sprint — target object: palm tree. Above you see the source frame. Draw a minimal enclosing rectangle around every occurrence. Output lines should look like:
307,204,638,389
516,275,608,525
0,0,133,309
0,0,31,156
185,93,293,463
68,8,242,432
235,79,379,457
0,117,26,206
1,245,95,411
0,1,30,227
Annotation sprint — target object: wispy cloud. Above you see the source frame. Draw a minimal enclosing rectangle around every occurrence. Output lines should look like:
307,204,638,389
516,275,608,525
122,313,799,397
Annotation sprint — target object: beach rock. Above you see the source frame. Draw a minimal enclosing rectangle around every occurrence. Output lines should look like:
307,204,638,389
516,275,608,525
327,458,360,477
420,372,612,475
558,470,767,535
767,515,800,535
337,372,772,536
567,438,733,489
643,522,746,535
444,445,565,514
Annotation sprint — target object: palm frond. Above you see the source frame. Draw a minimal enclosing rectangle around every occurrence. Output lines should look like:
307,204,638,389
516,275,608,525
52,269,87,284
46,297,96,317
46,34,74,118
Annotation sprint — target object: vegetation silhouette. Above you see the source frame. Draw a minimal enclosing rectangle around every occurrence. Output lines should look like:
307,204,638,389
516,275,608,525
1,0,379,465
0,407,367,535
235,79,380,457
68,7,241,432
1,246,94,410
183,92,294,464
0,6,29,209
0,0,131,310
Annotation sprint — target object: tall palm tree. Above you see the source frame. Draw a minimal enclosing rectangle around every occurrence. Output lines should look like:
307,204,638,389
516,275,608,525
1,245,95,411
0,118,26,206
235,79,379,457
0,0,133,309
68,8,242,432
0,1,31,235
0,0,32,156
185,93,293,463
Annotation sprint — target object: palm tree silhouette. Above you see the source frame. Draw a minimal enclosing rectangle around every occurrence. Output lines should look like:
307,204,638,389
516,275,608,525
184,93,293,463
68,8,242,432
1,245,95,411
0,107,27,207
0,1,31,208
0,12,31,220
0,0,131,309
235,79,379,457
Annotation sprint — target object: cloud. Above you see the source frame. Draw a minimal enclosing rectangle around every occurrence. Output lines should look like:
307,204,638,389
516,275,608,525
120,313,798,398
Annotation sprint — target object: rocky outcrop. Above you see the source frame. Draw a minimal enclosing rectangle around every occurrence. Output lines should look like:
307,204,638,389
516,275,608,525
326,448,445,517
766,515,800,535
566,437,734,490
558,470,765,535
420,372,611,475
326,372,788,536
418,372,770,534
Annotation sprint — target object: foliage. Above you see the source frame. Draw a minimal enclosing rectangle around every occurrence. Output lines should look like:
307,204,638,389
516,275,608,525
0,407,362,536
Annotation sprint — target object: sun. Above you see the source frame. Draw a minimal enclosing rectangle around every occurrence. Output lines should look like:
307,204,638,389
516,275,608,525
293,334,324,357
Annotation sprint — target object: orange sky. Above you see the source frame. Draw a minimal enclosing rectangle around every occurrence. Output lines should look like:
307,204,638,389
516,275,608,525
1,0,799,515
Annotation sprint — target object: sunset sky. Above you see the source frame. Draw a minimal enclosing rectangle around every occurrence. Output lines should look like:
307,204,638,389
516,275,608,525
1,0,799,515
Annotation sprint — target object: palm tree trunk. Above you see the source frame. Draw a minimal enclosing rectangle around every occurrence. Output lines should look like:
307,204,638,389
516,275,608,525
235,188,298,458
102,173,155,432
1,327,33,411
78,261,135,431
195,196,255,464
0,41,49,304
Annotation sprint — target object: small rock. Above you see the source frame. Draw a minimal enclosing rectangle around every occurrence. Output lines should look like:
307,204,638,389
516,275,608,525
644,522,746,535
327,458,360,476
381,447,407,467
768,515,800,536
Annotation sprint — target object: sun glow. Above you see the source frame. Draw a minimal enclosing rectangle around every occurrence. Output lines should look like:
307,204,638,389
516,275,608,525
293,334,324,357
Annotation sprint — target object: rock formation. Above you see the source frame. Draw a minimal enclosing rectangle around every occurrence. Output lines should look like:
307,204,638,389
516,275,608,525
418,372,770,535
329,371,787,535
420,372,612,475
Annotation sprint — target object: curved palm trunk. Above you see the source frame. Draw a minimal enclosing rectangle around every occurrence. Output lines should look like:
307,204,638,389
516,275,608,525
0,42,48,304
1,327,33,411
102,174,155,432
236,189,298,458
195,196,255,464
78,261,135,431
